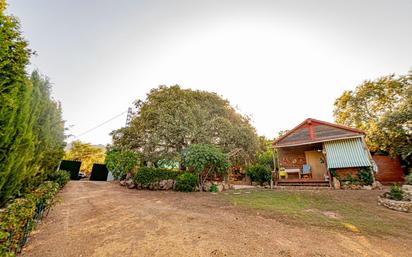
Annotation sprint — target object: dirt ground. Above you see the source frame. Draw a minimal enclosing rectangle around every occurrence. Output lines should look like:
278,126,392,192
21,181,411,257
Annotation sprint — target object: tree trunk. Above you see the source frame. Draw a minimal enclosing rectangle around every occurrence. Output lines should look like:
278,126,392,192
179,163,186,171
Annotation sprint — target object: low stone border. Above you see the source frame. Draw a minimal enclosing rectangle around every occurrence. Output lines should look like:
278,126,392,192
377,195,412,213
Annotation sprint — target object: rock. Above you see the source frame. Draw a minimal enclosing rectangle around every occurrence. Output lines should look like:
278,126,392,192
362,185,372,190
203,181,212,192
159,180,167,190
216,184,224,192
119,180,126,186
251,182,259,186
333,177,341,189
152,182,160,190
378,195,412,213
125,172,133,180
402,185,412,193
372,181,383,190
125,179,135,189
158,179,174,190
350,184,362,190
403,185,412,201
341,183,362,190
167,179,175,190
262,182,269,187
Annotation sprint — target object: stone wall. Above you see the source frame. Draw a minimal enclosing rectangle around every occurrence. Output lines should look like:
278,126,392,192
119,178,229,192
120,179,176,190
377,185,412,213
377,197,412,213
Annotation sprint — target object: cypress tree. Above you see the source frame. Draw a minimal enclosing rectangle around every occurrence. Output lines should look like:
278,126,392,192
0,0,34,204
0,1,65,205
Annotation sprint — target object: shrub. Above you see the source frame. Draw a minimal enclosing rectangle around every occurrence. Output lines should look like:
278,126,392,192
0,181,61,256
405,174,412,185
30,182,60,209
46,170,70,188
247,164,272,185
133,167,181,186
175,173,198,192
0,198,36,256
357,167,374,185
388,185,404,201
344,174,360,184
181,144,230,191
105,149,139,180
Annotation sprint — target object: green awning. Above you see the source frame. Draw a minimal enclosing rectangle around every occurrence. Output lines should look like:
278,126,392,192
324,138,371,169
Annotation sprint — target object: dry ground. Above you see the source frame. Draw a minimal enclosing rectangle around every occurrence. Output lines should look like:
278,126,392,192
21,181,411,257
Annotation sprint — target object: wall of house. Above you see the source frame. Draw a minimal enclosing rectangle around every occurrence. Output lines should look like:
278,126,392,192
278,144,322,169
373,155,404,183
334,167,358,178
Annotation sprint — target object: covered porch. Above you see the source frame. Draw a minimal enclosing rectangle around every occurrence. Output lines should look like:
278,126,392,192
272,118,373,187
275,142,331,186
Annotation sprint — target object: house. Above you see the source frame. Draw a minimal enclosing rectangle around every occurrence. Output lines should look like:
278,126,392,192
272,118,375,187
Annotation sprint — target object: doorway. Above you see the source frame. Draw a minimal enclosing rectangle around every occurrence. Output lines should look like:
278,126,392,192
304,151,326,180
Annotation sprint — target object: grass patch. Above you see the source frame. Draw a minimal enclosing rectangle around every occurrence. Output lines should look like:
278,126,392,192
224,190,412,237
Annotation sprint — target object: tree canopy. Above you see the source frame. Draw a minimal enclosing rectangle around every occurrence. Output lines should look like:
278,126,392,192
65,141,106,174
334,71,412,162
112,85,260,166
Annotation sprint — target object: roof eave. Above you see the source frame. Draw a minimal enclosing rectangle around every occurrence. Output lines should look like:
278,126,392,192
273,135,364,148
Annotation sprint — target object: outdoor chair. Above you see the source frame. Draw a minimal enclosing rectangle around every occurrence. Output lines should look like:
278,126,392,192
279,169,287,180
300,164,312,179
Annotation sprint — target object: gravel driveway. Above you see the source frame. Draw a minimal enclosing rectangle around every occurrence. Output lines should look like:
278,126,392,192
21,181,410,257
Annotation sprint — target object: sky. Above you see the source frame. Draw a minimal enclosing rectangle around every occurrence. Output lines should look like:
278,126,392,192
7,0,412,145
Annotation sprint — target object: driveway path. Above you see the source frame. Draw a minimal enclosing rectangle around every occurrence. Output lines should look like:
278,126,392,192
21,181,409,257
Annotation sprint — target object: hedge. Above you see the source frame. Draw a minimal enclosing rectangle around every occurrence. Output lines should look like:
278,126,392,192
133,167,181,186
0,171,69,256
0,3,66,206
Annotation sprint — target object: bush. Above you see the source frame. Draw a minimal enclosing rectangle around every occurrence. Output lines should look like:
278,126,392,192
357,167,374,185
46,170,70,188
405,174,412,185
389,185,404,201
343,174,360,184
0,181,61,256
133,167,181,186
175,173,198,192
246,164,272,185
181,144,230,191
105,149,139,180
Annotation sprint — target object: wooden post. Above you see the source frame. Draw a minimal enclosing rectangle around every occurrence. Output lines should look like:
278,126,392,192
321,144,333,188
361,136,376,183
272,147,278,187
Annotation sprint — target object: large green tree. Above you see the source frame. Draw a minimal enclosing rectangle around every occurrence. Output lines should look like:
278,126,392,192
0,1,66,205
334,71,412,162
27,71,66,173
0,0,34,204
112,85,260,166
65,141,106,174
